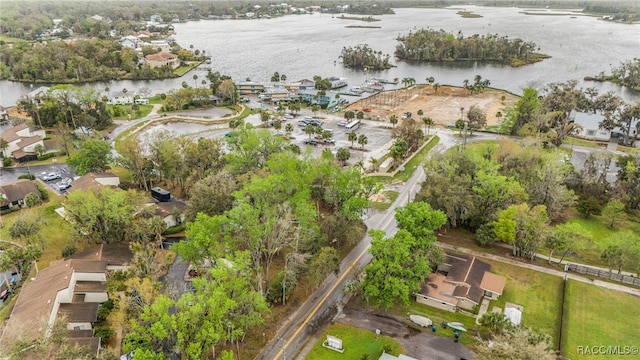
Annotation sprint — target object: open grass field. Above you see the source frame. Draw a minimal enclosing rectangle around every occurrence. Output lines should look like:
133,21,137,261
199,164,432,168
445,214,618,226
561,280,640,359
485,260,564,349
305,323,403,360
563,214,640,271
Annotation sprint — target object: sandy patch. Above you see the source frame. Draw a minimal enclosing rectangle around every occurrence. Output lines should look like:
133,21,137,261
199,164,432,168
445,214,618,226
347,85,519,127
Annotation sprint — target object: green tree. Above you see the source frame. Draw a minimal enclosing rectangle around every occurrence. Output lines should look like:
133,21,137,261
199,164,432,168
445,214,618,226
601,199,626,228
9,214,44,246
466,104,487,133
479,312,513,335
23,192,42,208
474,327,556,360
307,247,340,290
67,139,112,175
33,144,46,157
64,187,148,244
336,147,351,166
285,123,294,137
361,229,431,309
348,131,357,148
576,196,603,218
389,138,408,168
493,204,550,259
511,87,541,135
422,117,434,135
357,134,368,152
394,201,447,241
389,114,398,128
546,223,589,264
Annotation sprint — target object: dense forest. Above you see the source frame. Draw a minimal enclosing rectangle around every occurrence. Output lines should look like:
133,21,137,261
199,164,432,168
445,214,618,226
394,29,549,66
340,44,393,70
0,39,177,82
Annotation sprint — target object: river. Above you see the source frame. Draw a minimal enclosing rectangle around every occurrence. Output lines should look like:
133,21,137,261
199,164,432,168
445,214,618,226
1,6,639,107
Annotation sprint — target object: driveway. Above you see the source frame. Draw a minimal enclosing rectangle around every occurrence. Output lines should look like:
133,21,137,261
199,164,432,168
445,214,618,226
161,254,192,298
335,307,474,360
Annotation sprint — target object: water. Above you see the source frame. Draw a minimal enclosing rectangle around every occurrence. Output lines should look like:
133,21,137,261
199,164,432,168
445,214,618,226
1,6,639,107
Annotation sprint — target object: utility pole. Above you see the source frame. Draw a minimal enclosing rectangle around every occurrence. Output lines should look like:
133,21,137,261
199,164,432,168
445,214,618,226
461,107,467,151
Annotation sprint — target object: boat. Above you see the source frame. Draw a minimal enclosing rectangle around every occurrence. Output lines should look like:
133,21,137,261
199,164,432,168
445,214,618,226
372,77,399,85
409,315,432,327
447,322,467,332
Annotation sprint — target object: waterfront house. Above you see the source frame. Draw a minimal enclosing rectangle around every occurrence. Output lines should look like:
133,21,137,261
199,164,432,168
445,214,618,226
145,52,180,69
569,110,610,141
237,82,265,95
415,253,505,312
299,89,342,108
108,92,134,105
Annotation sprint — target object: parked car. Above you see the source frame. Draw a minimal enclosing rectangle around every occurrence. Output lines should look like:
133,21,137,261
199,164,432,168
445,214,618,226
401,112,412,120
337,120,349,127
58,179,72,191
42,172,62,181
298,119,310,127
302,139,318,146
324,139,336,145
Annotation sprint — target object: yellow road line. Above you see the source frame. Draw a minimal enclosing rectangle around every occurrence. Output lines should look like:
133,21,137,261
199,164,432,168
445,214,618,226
273,210,397,359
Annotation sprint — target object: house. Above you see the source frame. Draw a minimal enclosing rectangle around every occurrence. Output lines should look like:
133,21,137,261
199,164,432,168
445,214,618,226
285,79,316,92
108,92,134,105
23,86,51,105
149,40,171,53
415,254,505,312
0,122,47,160
119,35,138,49
237,82,265,95
570,109,640,145
263,87,292,102
327,76,348,89
69,172,120,193
0,179,40,211
0,259,108,355
145,52,180,69
153,201,187,227
569,110,610,141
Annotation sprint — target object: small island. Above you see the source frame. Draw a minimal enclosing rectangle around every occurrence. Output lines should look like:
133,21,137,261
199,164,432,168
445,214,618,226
340,44,393,70
394,29,550,67
585,58,640,91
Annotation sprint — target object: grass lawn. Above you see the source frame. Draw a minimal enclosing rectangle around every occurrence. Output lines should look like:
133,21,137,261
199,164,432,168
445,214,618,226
564,136,600,148
561,214,640,271
0,191,74,269
306,323,403,360
371,135,439,184
486,260,564,349
109,104,154,120
173,61,201,76
369,190,399,211
562,280,640,359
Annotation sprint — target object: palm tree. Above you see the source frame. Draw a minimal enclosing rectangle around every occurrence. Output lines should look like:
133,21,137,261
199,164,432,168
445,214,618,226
311,104,320,118
434,83,440,93
369,157,380,172
193,74,198,87
348,131,357,148
422,117,434,135
285,123,294,137
389,115,398,128
401,77,416,88
281,74,287,82
417,109,424,118
305,124,315,139
357,134,368,152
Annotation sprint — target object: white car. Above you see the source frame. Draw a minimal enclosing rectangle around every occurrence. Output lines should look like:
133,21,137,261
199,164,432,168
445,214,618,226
337,120,348,127
42,172,62,181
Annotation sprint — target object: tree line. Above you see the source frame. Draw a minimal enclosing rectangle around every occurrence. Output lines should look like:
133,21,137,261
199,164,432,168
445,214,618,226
394,29,548,66
0,39,178,83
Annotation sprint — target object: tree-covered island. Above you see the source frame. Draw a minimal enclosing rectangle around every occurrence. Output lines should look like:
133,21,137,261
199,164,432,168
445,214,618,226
585,58,640,91
394,29,550,67
340,44,393,70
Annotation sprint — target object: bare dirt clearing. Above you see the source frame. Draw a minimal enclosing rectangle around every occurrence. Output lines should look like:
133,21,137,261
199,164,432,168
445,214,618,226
347,85,519,127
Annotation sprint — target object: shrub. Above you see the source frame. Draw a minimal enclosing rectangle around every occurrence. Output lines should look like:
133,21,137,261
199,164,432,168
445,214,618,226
93,325,113,342
37,153,55,161
163,224,185,235
2,158,12,167
24,192,42,208
62,245,77,258
18,174,35,180
35,183,49,201
97,299,114,321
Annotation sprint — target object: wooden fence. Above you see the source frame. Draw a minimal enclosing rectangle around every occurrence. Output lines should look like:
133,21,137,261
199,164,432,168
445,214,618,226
566,264,640,286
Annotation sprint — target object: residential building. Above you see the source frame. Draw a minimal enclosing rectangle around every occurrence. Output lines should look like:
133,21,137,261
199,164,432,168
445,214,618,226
299,89,342,108
108,92,134,105
415,253,506,312
569,110,610,141
0,179,40,211
145,52,180,69
153,201,187,228
69,172,120,193
237,82,265,95
0,123,46,162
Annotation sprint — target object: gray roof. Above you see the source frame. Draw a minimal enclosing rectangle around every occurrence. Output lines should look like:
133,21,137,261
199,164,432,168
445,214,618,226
570,110,605,130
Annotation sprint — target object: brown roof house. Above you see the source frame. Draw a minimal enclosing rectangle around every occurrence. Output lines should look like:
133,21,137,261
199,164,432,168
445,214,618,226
0,122,46,162
69,172,120,193
0,179,40,211
145,51,180,69
0,259,108,356
415,253,506,313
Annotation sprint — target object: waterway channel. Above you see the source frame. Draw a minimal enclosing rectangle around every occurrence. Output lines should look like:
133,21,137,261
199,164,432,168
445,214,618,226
1,6,639,107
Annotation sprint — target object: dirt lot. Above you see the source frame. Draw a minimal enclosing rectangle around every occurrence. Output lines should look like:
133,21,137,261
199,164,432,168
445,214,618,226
347,85,519,127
